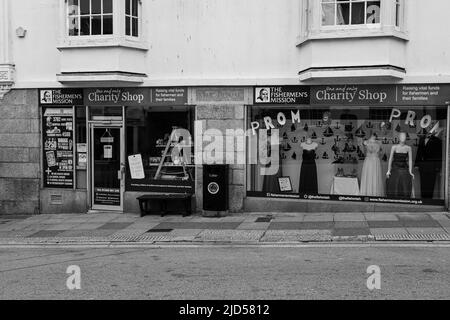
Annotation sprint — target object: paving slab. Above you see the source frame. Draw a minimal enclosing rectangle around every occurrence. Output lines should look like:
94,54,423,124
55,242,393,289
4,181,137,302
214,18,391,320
269,222,306,230
367,220,404,228
0,230,38,238
406,228,447,235
400,220,441,228
195,230,264,242
74,223,112,230
333,213,365,222
427,213,450,220
364,213,399,221
272,216,305,222
237,222,270,230
153,222,241,230
299,222,334,230
370,228,409,236
334,221,368,229
397,213,432,221
43,224,80,231
261,230,332,242
437,219,450,227
123,222,160,231
303,215,334,222
27,230,66,238
333,228,370,237
96,222,134,230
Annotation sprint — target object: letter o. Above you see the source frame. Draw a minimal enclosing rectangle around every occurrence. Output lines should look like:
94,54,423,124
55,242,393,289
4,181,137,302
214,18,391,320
420,115,432,129
277,112,287,126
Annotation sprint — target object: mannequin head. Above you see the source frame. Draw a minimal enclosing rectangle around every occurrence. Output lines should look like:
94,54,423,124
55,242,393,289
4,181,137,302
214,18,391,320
398,132,407,144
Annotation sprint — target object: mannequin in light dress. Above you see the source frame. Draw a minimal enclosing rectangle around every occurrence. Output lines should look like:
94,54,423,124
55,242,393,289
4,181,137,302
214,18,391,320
360,133,384,196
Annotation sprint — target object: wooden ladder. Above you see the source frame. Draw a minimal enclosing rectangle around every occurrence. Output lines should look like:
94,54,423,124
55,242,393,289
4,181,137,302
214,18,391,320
154,127,189,180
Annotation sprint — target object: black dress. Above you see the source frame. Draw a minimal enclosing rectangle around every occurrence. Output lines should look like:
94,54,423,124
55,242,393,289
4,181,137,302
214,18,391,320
299,149,318,194
415,136,442,199
262,143,283,193
386,152,412,198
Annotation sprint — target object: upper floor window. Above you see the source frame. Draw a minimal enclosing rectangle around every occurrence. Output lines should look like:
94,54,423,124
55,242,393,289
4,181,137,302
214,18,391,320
321,0,381,26
298,0,407,45
68,0,113,36
125,0,139,37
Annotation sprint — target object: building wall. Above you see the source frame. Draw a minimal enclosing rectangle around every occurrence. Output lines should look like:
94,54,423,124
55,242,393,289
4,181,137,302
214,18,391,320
0,89,40,215
193,87,252,213
6,0,450,88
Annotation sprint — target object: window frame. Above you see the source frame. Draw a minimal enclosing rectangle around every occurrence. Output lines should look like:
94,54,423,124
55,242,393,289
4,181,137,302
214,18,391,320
298,0,408,46
67,0,114,37
60,0,147,50
125,0,141,38
320,0,382,29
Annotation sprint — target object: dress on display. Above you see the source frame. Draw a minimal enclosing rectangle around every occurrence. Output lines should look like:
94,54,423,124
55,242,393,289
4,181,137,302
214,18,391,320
299,149,318,194
415,136,443,199
386,152,412,198
360,141,384,197
262,140,283,193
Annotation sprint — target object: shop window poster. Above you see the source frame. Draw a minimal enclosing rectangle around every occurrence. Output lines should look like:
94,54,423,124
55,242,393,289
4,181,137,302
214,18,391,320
42,107,74,189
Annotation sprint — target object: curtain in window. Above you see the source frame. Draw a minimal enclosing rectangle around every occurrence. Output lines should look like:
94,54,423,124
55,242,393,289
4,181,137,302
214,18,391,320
336,4,346,25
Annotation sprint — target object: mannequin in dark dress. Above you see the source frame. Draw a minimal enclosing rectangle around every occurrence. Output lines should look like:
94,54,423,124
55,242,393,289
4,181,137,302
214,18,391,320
415,133,443,199
386,132,414,198
299,138,318,194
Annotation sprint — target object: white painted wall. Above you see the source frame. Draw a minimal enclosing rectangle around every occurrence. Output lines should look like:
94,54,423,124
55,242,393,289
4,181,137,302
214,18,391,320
5,0,450,87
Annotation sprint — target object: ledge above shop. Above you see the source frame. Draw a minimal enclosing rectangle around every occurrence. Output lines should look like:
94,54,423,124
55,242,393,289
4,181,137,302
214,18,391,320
56,71,147,85
299,65,406,82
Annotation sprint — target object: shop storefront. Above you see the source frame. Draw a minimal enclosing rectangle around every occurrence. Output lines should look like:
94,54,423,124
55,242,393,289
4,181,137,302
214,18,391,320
37,84,450,215
247,84,450,210
39,87,194,214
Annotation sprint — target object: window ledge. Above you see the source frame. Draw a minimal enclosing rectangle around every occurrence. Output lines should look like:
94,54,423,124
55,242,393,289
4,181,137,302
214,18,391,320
297,26,409,47
57,36,148,51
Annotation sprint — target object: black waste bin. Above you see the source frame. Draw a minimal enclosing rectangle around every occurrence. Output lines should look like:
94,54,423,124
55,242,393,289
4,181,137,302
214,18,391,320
203,165,229,212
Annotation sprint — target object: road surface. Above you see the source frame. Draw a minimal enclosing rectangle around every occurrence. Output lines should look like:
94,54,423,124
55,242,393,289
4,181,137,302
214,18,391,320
0,244,449,299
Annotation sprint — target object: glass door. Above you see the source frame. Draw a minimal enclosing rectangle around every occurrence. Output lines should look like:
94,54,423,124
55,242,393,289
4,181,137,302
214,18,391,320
90,125,124,211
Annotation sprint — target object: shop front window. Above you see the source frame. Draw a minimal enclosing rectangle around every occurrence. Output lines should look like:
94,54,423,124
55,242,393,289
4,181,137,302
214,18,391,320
125,106,195,193
247,106,447,205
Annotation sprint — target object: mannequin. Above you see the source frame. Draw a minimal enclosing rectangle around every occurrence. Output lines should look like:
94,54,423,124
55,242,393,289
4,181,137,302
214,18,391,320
360,133,384,196
299,136,318,194
415,131,443,199
262,130,283,193
386,132,414,198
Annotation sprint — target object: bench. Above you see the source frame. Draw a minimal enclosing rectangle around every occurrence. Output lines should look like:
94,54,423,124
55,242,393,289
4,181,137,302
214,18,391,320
137,193,193,217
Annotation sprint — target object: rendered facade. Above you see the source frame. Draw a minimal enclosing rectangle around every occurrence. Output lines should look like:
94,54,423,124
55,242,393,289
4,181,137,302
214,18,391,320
1,0,449,215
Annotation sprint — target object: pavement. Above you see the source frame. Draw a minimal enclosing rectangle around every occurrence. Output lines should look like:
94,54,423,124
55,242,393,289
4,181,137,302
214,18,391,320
1,211,450,245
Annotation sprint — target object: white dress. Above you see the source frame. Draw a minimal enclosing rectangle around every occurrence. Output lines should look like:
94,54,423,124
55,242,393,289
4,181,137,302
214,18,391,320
360,140,384,197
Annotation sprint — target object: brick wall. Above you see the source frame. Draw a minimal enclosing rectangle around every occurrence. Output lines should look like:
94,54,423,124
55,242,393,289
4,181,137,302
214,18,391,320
195,104,246,214
0,89,40,215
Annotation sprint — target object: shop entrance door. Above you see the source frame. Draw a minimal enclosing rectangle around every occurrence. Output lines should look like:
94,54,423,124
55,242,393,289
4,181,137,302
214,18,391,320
90,125,124,211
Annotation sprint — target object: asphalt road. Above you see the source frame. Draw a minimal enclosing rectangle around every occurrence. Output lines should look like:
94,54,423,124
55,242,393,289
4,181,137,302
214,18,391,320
0,245,449,300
